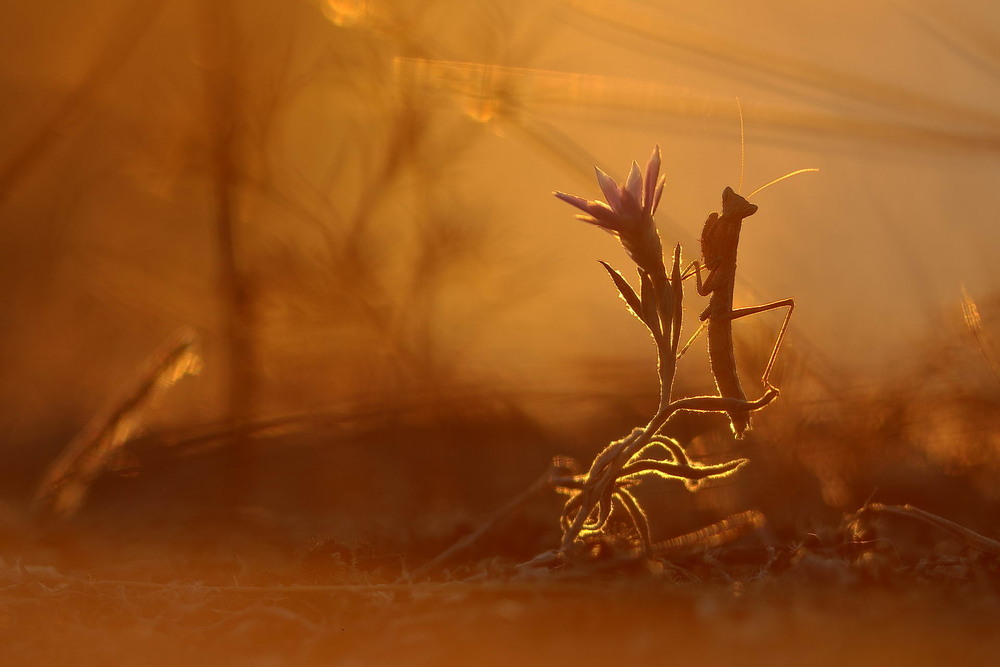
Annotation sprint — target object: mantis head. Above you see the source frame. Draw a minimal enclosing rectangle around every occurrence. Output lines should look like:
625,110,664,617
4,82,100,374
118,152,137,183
721,186,758,221
701,187,758,270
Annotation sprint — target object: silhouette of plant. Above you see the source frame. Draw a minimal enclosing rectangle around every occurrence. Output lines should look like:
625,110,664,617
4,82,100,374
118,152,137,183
552,146,777,557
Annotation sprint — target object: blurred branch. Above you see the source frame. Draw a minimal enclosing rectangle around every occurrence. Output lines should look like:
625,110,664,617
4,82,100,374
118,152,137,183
200,0,260,503
0,0,168,209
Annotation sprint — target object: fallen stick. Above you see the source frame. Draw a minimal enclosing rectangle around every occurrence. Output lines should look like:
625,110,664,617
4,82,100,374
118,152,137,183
856,502,1000,557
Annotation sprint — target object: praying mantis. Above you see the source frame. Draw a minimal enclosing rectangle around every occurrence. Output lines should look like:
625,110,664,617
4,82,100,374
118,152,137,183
685,172,816,438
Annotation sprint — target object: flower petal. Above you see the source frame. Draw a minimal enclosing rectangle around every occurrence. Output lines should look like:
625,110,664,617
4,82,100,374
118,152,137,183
582,199,619,225
594,167,622,213
625,161,642,205
652,176,665,214
643,145,661,211
553,191,591,213
555,191,620,227
576,214,617,232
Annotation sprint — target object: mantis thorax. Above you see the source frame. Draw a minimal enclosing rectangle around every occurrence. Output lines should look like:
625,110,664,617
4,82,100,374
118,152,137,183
701,187,757,271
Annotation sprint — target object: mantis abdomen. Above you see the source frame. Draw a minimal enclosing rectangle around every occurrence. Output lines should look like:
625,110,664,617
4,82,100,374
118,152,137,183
708,316,751,437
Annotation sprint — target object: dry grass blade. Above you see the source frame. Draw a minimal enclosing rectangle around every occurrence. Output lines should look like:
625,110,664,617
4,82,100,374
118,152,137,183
409,467,554,580
395,55,1000,155
905,2,1000,83
31,331,201,521
569,0,1000,133
961,285,1000,388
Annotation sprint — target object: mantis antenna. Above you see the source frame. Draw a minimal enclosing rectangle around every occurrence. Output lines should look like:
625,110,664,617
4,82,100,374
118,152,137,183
736,97,817,198
737,97,745,195
747,168,819,199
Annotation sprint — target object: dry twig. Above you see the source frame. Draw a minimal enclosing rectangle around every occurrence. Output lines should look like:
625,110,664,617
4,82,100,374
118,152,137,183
855,502,1000,557
31,331,200,521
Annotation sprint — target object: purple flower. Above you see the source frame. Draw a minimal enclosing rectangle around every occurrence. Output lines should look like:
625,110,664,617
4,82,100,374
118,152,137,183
554,146,666,275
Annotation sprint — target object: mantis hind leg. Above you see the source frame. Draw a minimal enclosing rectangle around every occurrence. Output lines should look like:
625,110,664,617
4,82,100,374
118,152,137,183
723,298,794,387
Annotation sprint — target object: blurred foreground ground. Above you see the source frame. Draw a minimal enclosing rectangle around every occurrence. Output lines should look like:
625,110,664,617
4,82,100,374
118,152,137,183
3,508,998,666
2,368,999,665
